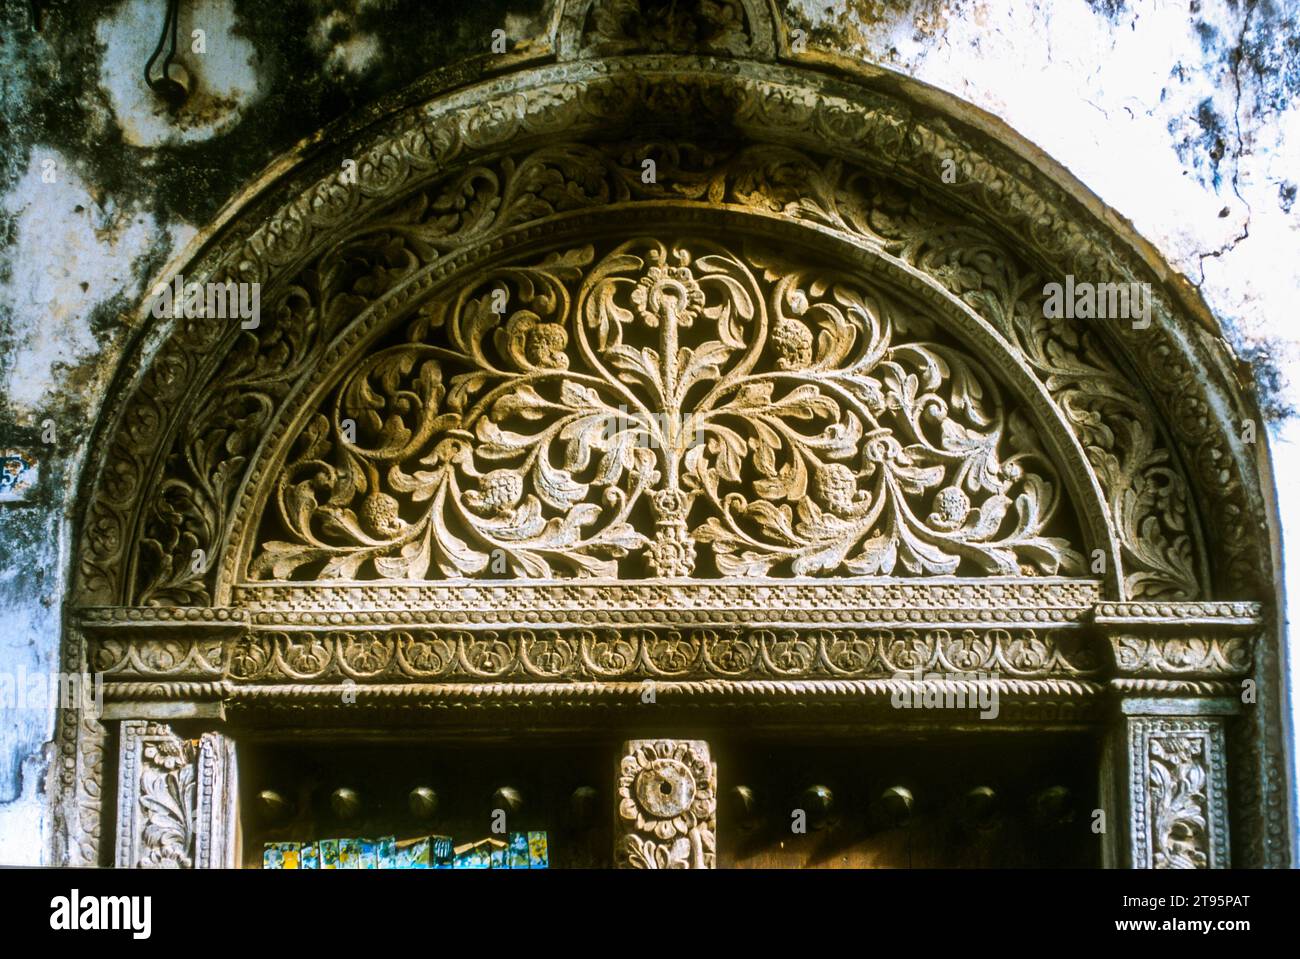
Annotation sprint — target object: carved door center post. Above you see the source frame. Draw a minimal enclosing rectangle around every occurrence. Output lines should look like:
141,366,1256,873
65,0,1286,869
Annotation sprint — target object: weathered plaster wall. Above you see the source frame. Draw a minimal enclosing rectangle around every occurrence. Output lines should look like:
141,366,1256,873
0,0,1296,863
0,0,551,865
785,0,1300,418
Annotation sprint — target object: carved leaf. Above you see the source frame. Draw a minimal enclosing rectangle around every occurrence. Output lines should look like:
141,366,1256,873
251,236,1085,582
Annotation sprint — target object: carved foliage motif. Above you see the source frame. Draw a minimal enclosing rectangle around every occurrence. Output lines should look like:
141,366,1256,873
1148,735,1210,869
253,237,1082,581
1129,718,1229,869
115,722,235,869
116,722,198,868
107,138,1201,605
61,34,1280,871
1109,634,1253,678
92,637,225,677
616,739,716,868
848,164,1200,600
97,625,1096,683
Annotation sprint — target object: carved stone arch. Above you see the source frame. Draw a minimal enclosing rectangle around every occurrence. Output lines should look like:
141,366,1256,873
63,11,1287,869
219,205,1117,596
73,59,1249,609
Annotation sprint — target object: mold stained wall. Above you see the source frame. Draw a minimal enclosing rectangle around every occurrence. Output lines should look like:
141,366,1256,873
0,0,1296,864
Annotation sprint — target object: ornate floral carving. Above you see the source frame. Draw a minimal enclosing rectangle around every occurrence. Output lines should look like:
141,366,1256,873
73,64,1257,610
66,47,1283,867
1128,718,1229,869
616,739,716,868
101,134,1210,603
138,741,196,868
116,722,199,869
252,237,1082,581
1109,634,1253,678
91,637,224,677
109,624,1094,683
1149,735,1210,869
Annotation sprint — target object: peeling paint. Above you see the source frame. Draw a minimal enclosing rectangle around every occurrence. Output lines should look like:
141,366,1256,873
0,749,50,866
0,146,184,419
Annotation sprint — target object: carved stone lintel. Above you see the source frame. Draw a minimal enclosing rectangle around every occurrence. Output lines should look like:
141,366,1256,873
1122,714,1230,869
616,739,716,868
115,721,199,868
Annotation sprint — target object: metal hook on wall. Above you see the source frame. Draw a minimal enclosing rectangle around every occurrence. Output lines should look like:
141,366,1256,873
144,0,192,111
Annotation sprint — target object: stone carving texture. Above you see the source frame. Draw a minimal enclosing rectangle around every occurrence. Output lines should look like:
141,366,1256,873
90,624,1098,684
616,739,716,868
231,576,1102,614
71,59,1264,615
54,713,105,866
195,733,238,869
1129,718,1229,869
52,622,106,866
251,237,1082,582
115,721,199,868
84,135,1208,606
62,25,1282,866
1109,635,1253,678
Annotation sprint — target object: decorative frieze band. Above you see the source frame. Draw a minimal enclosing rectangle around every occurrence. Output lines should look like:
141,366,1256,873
1108,636,1253,679
1092,602,1261,626
88,624,1100,685
1093,600,1260,688
79,597,1259,694
231,579,1103,621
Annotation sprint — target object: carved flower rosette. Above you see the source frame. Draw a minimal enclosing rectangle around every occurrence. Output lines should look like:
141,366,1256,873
616,740,716,869
139,738,197,869
252,237,1083,582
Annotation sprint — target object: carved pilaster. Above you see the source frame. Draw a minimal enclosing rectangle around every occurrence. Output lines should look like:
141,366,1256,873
195,732,239,868
1095,603,1253,869
51,620,107,866
1117,710,1231,869
615,739,716,868
115,721,199,868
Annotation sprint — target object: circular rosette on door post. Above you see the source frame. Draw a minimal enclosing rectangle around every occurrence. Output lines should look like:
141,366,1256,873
616,740,717,869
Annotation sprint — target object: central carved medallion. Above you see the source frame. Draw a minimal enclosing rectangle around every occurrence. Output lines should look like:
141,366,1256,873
252,237,1082,581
